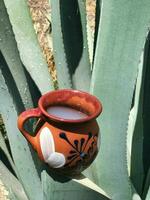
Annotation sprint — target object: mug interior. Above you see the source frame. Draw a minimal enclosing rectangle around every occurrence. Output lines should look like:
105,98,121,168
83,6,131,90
39,89,102,123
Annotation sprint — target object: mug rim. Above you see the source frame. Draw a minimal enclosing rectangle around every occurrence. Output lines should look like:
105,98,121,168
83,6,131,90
38,89,102,123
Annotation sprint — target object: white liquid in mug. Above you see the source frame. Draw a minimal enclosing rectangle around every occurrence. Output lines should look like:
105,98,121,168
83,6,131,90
46,106,88,120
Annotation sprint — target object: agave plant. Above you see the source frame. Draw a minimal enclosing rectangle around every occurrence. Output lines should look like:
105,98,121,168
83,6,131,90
0,0,150,199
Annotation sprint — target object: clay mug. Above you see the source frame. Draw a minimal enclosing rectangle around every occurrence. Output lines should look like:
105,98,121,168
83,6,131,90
17,89,102,175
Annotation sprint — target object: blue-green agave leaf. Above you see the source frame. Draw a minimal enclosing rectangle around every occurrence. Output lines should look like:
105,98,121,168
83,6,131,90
143,168,150,200
128,52,144,195
0,130,16,173
141,32,150,200
130,183,141,200
145,182,150,200
90,0,150,199
9,192,20,200
3,0,53,94
146,190,150,200
93,0,101,63
142,34,150,190
0,0,33,109
0,161,28,200
51,0,91,91
41,170,110,200
129,31,150,195
0,70,43,200
72,0,91,91
50,0,72,89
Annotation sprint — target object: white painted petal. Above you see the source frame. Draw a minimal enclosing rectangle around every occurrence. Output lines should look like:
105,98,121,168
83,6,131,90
47,152,66,168
40,127,55,161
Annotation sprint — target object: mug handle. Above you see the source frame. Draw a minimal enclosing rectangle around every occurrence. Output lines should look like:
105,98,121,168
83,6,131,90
17,108,42,150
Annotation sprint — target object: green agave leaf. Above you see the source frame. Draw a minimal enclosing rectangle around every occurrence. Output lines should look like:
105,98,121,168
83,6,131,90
9,192,19,200
142,33,150,187
90,0,150,199
145,188,150,200
128,52,144,194
130,183,141,200
50,0,72,89
51,0,91,91
3,0,53,94
143,168,150,200
93,0,101,63
41,170,110,200
72,0,91,91
0,130,16,173
72,174,110,199
0,161,28,200
0,70,43,200
0,0,33,109
130,32,150,195
142,32,150,200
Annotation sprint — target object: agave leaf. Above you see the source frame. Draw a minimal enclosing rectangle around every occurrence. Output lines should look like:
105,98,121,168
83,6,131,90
9,192,19,200
128,52,144,194
0,0,33,109
145,185,150,200
0,70,43,200
0,161,28,200
90,0,150,199
0,130,16,173
92,0,101,63
130,183,141,200
41,170,110,200
72,0,91,91
72,174,110,199
146,189,150,200
3,0,53,94
51,0,91,91
142,168,150,200
142,33,150,186
131,194,141,200
130,32,150,195
50,0,72,89
141,32,150,200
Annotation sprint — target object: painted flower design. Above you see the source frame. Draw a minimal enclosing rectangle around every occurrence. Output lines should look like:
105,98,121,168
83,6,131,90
59,132,97,167
39,127,98,169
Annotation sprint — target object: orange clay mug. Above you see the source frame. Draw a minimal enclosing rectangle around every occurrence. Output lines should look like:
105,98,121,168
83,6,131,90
17,89,102,175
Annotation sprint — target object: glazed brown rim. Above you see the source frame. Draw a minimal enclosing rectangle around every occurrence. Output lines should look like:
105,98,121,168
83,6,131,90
38,89,102,123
